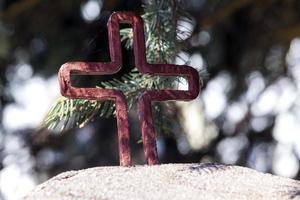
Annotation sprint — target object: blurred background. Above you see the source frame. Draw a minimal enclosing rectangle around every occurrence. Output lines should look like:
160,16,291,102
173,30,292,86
1,0,300,199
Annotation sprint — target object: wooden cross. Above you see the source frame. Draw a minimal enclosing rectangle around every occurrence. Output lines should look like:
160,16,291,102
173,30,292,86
58,12,199,166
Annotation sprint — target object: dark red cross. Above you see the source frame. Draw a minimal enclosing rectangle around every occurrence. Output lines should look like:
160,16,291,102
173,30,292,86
58,12,199,166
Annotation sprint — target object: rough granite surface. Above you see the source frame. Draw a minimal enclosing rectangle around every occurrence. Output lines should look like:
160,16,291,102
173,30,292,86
24,163,300,200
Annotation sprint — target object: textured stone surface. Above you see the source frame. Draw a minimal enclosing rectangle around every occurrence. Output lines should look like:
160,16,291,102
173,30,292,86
24,163,300,200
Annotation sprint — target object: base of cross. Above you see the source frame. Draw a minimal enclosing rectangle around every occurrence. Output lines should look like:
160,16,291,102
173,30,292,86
24,163,300,200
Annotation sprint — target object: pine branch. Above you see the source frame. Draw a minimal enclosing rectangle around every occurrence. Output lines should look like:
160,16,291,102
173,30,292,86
44,0,197,133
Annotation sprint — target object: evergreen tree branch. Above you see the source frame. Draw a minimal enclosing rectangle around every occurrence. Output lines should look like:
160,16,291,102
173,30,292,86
44,0,198,133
